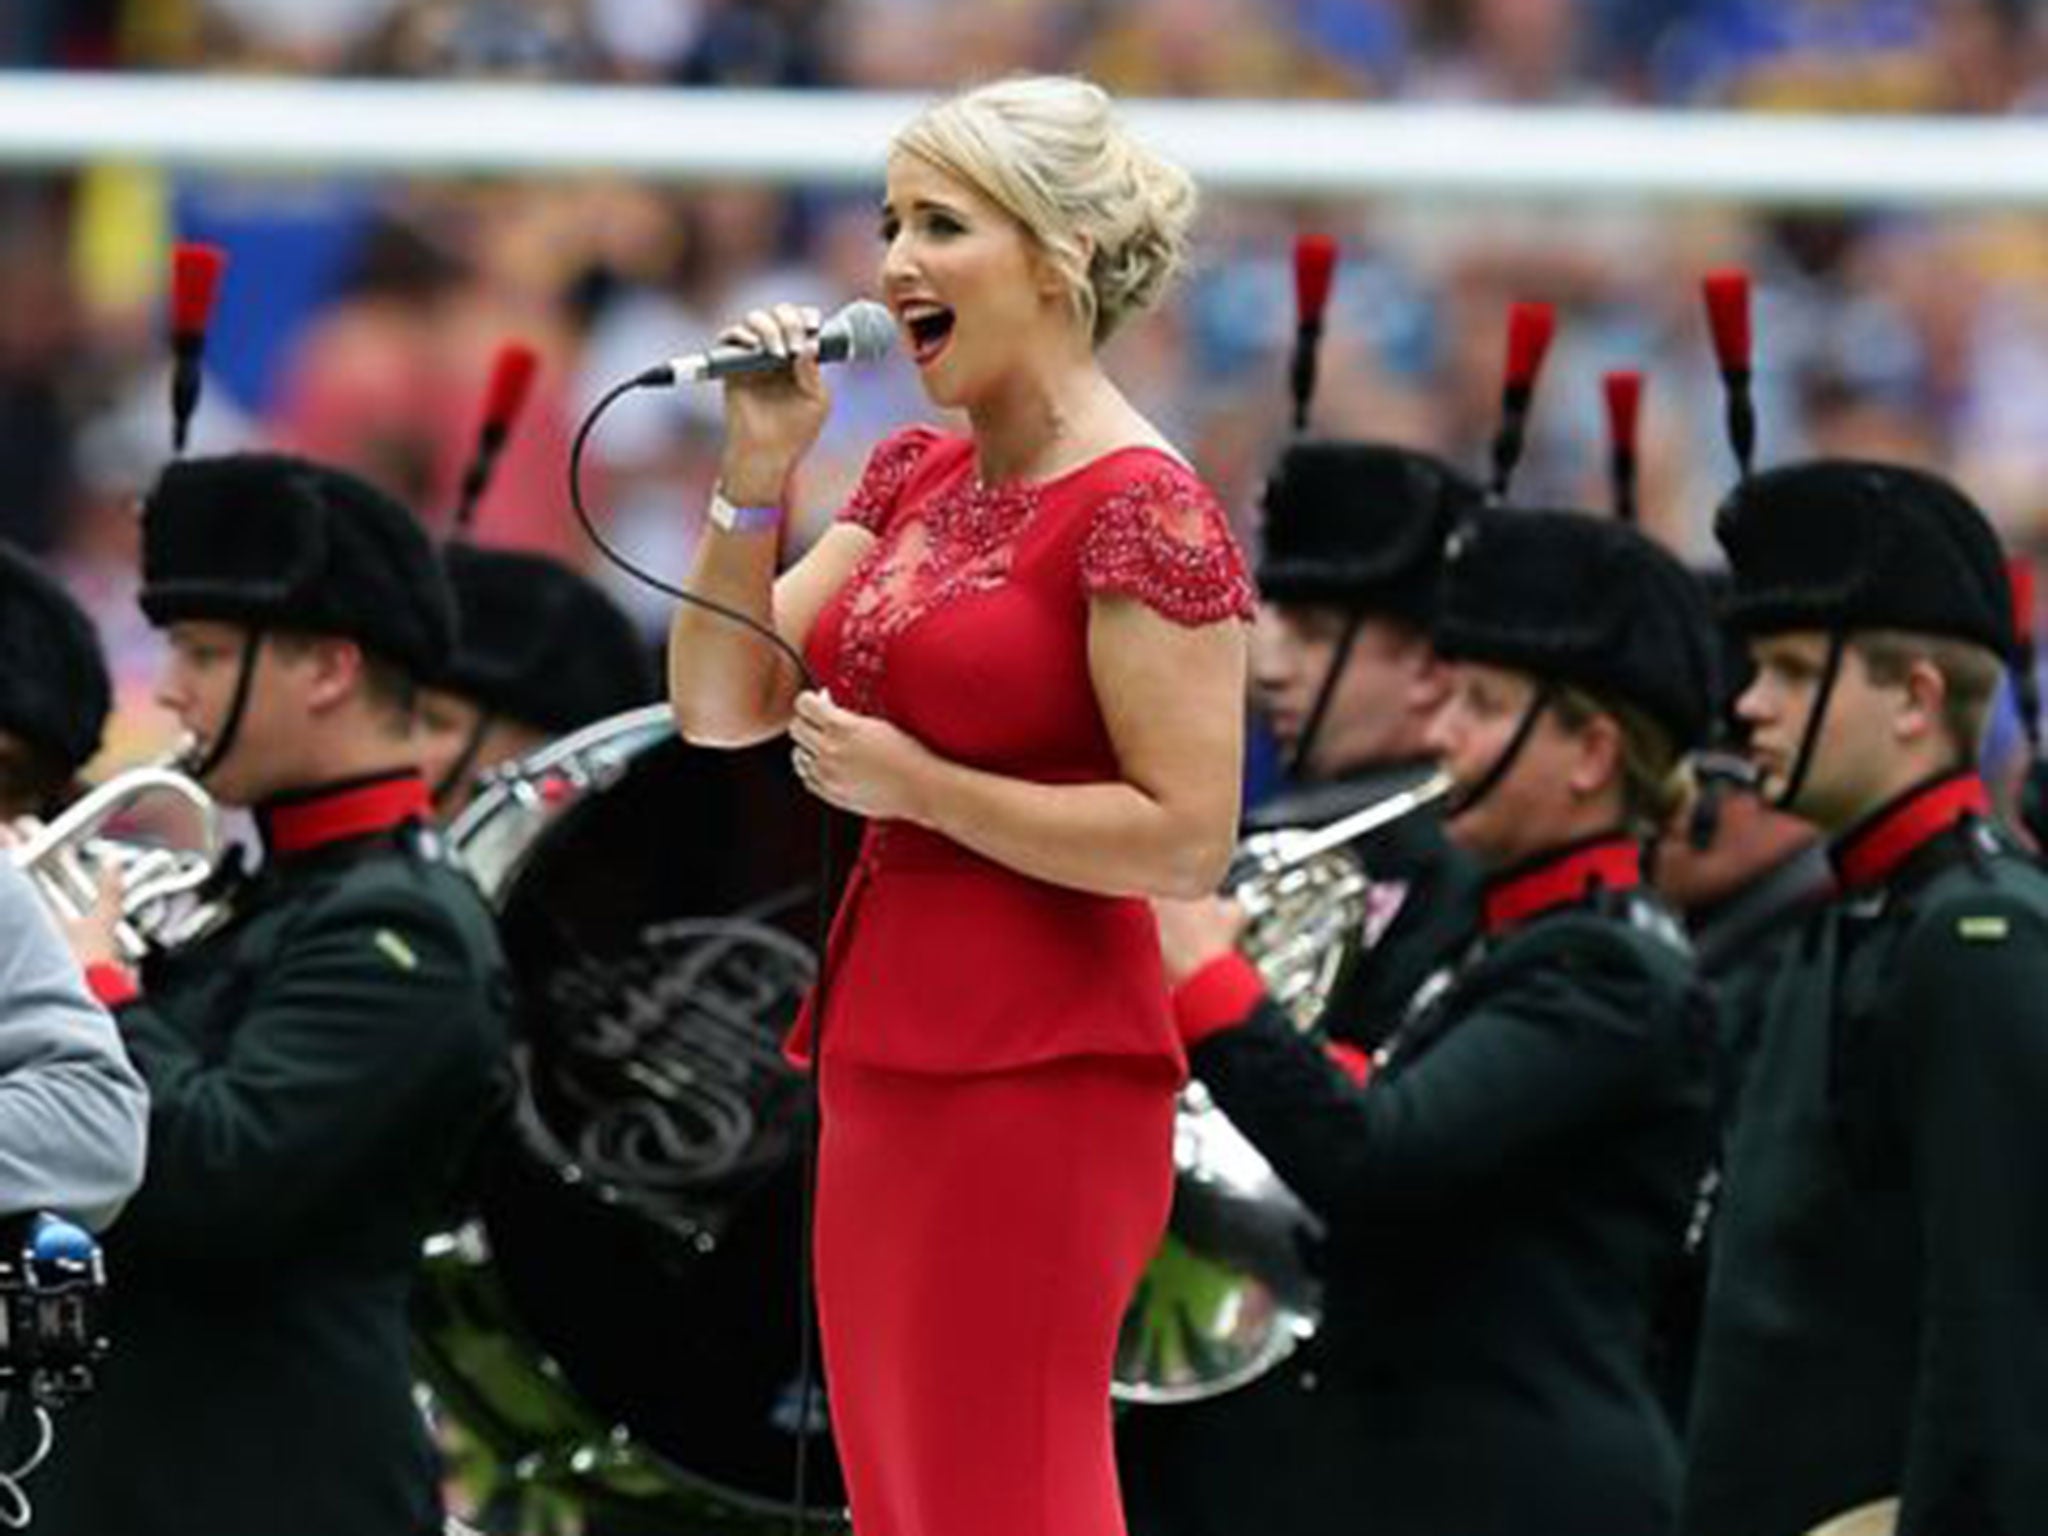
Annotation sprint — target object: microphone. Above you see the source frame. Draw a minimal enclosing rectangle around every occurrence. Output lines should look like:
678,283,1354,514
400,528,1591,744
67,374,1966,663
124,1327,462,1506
637,300,896,387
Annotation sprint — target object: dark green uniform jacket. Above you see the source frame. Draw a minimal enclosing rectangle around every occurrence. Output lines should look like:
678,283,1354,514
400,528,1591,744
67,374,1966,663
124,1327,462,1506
1122,764,1483,1536
1655,839,1834,1424
35,772,511,1536
1681,772,2048,1536
1134,835,1712,1536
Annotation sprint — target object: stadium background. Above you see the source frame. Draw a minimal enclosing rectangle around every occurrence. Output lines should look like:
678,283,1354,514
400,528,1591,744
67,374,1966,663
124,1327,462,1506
4,0,2046,793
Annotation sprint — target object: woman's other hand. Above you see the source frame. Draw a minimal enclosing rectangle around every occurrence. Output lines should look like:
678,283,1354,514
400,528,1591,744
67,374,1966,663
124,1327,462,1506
790,689,936,822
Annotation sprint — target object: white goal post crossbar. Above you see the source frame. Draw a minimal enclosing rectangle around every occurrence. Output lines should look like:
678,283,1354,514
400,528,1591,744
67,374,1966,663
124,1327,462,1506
0,70,2045,207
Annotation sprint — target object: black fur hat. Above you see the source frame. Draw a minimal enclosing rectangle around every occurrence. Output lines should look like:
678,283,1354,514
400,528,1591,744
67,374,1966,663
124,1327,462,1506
0,543,111,774
437,544,655,734
1435,508,1719,751
140,454,455,677
1257,441,1482,623
1716,459,2013,660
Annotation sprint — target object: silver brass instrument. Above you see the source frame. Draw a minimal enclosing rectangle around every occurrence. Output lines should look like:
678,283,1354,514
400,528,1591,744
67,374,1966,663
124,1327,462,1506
1113,769,1454,1406
1234,770,1455,1030
13,762,222,962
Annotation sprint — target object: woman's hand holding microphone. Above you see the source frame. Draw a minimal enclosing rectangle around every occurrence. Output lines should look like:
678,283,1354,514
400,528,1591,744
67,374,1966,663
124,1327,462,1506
716,301,832,508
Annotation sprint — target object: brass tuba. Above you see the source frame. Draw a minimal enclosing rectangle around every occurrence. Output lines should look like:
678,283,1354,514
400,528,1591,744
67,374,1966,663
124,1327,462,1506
1114,769,1454,1404
13,759,223,961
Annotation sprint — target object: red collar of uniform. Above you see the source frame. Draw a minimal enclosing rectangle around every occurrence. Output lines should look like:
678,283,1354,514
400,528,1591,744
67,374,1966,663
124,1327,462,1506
257,771,432,857
1831,771,1990,893
1482,835,1642,935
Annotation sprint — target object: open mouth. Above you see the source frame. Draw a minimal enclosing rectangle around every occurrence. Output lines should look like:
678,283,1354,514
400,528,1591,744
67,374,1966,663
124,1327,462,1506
900,303,956,366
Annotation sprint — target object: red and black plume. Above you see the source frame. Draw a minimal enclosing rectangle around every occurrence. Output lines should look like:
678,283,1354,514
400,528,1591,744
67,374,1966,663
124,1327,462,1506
1702,268,1755,478
169,242,228,456
452,340,540,536
1289,233,1338,433
1602,369,1643,524
1487,300,1556,501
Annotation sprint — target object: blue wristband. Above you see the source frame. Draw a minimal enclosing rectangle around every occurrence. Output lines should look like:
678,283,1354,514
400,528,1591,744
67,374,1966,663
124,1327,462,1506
709,488,782,534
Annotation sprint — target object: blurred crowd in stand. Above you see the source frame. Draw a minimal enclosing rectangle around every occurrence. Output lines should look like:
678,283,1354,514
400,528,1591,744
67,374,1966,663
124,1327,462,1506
4,0,2048,773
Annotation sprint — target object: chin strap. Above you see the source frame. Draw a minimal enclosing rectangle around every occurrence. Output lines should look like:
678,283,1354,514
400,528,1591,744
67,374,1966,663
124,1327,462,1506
190,628,265,781
431,710,496,810
1445,682,1554,821
1773,631,1845,814
1287,610,1366,780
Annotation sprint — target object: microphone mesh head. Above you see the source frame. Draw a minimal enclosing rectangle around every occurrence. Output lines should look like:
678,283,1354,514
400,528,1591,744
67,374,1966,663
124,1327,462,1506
836,300,897,363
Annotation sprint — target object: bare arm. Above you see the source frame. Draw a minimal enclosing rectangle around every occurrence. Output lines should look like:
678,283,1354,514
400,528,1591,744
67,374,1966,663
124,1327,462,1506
667,522,874,746
667,300,874,747
793,596,1247,899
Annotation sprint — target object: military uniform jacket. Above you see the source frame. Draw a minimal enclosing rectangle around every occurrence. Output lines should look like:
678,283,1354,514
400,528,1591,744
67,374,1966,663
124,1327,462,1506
1121,764,1482,1536
1161,835,1713,1536
35,772,510,1536
1654,839,1834,1425
1681,773,2048,1536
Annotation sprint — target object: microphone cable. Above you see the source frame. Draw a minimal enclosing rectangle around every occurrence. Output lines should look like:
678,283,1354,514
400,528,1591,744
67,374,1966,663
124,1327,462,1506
569,375,847,1536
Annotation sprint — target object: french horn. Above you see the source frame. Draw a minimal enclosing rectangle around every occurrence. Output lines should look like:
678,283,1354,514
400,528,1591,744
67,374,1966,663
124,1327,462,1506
1234,770,1454,1029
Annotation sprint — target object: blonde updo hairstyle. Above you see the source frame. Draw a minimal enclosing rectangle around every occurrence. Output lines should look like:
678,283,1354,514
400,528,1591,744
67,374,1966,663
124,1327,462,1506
891,75,1197,346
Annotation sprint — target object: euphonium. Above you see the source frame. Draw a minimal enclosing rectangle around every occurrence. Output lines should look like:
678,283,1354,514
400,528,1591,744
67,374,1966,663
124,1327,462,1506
1231,769,1455,1029
13,757,223,962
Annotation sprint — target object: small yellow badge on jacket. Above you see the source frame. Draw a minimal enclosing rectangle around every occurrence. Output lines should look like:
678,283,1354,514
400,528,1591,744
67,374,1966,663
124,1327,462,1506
1957,915,2010,943
374,928,419,970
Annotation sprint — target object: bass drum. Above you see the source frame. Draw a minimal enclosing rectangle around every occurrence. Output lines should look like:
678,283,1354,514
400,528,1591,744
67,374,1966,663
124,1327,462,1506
416,706,850,1533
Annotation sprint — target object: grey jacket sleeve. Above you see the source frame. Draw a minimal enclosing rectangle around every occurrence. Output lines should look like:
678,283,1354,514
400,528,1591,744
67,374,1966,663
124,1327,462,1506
0,860,148,1229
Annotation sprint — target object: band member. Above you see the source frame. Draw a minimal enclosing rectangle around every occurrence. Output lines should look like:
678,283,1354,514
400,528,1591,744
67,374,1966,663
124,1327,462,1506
0,542,112,820
1153,508,1717,1536
1647,609,1832,1426
37,453,512,1536
1118,440,1486,1536
1244,442,1487,1030
1680,461,2048,1536
667,75,1251,1536
419,543,656,818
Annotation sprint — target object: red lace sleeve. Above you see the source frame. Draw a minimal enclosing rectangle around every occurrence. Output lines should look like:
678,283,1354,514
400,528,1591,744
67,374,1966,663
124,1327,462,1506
839,426,944,535
1081,462,1256,626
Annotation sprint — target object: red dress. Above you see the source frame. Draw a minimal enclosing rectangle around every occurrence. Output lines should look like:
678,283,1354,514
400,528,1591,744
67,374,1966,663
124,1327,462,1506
798,426,1253,1536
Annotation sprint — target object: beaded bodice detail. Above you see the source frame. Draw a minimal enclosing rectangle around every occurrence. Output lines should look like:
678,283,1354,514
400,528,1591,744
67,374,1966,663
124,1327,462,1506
826,427,1253,714
788,425,1253,1076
